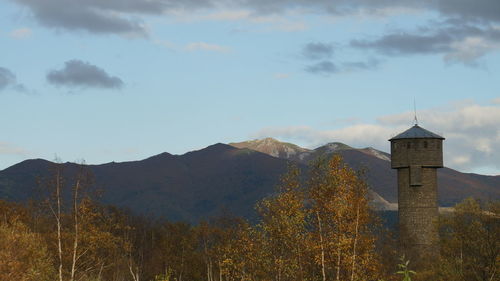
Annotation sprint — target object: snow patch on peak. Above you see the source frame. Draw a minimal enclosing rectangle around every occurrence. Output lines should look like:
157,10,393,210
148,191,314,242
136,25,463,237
365,147,390,162
326,143,341,153
284,146,295,157
261,137,279,144
321,142,351,153
229,137,311,160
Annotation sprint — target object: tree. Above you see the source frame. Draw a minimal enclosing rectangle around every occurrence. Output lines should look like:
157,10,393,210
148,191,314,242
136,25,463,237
45,162,65,281
0,218,55,281
40,161,130,281
437,198,499,281
0,154,398,280
307,155,382,281
197,213,258,281
257,165,308,281
70,199,131,280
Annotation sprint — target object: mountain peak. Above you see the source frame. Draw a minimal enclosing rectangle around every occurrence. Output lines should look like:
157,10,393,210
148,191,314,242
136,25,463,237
316,142,352,153
261,137,279,142
229,138,311,159
184,143,235,156
1,158,53,173
143,151,175,162
233,137,284,146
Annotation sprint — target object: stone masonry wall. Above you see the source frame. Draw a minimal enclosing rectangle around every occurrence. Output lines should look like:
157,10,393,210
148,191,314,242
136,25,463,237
391,138,442,265
391,139,443,168
398,167,440,262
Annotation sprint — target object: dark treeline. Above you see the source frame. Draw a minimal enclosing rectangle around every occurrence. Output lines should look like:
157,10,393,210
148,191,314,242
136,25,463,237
0,156,498,281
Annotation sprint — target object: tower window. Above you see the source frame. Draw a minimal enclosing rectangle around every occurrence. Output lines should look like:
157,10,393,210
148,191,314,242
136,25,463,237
407,142,411,149
410,165,422,186
424,141,428,148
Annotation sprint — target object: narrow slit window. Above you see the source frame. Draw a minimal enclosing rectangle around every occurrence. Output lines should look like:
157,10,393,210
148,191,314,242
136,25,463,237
410,165,422,186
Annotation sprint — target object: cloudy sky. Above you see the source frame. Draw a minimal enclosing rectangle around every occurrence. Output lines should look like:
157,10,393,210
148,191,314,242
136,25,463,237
1,0,499,175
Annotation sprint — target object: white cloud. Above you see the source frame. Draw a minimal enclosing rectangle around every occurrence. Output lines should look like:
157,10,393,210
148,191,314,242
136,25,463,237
451,155,471,166
10,0,500,39
274,73,290,79
185,42,231,53
154,39,176,50
445,37,500,65
169,8,308,32
9,28,32,39
248,13,307,32
0,142,27,155
154,39,232,53
252,101,500,174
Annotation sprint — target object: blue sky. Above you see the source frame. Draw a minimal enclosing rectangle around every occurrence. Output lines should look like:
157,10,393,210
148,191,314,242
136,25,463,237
1,0,499,175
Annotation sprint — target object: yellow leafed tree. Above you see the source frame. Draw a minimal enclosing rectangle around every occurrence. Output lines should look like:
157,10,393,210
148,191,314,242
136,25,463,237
0,219,55,281
257,165,309,281
308,155,382,281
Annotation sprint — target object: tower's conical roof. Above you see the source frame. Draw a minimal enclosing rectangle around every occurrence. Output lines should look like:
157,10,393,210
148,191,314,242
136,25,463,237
389,125,444,141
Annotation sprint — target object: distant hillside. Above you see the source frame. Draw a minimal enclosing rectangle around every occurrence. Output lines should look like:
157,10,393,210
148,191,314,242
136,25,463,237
0,144,297,223
230,139,500,207
0,139,498,223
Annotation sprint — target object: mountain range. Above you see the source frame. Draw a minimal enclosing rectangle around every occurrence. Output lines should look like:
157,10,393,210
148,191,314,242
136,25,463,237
0,138,498,223
230,138,500,206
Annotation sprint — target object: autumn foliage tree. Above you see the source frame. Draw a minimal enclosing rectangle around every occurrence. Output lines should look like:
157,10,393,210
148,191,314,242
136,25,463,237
35,162,133,281
0,202,55,281
307,155,382,281
435,198,499,281
247,156,383,281
257,165,309,281
3,154,469,281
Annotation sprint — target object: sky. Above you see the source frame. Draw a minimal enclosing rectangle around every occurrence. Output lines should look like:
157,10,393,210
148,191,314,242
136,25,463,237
0,0,499,175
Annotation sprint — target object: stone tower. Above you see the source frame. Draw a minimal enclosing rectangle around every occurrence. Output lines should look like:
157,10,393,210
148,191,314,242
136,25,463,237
389,124,444,263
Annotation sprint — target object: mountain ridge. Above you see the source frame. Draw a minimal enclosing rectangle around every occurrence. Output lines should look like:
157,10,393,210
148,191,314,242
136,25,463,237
229,138,499,206
0,138,498,223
